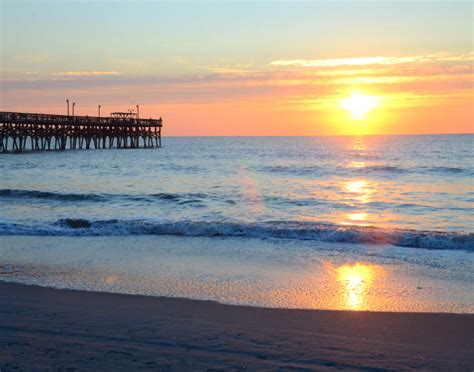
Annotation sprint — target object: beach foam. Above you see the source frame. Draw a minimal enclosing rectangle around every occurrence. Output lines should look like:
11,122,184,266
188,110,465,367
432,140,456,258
0,218,472,251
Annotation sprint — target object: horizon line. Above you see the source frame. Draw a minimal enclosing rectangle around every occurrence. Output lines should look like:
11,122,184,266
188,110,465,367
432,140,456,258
164,133,474,138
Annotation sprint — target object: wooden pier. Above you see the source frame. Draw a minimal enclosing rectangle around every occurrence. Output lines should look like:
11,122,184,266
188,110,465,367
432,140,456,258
0,111,162,152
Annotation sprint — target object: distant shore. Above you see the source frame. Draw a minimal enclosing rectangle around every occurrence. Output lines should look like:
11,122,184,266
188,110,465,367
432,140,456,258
1,281,473,370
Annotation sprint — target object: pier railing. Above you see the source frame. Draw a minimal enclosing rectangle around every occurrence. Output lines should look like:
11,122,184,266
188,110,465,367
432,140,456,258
0,111,162,127
0,111,163,152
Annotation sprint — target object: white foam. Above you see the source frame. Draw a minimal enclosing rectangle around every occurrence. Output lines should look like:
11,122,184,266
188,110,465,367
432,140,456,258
0,219,472,251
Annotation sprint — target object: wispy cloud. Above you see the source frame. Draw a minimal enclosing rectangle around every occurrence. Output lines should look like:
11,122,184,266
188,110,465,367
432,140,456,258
270,52,474,68
204,64,254,76
2,52,472,113
271,57,390,68
50,71,121,77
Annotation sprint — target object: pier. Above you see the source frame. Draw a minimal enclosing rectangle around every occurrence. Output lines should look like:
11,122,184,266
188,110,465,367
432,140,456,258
0,111,162,152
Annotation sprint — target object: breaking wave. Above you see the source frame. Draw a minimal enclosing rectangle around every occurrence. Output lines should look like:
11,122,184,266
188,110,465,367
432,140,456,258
0,219,472,251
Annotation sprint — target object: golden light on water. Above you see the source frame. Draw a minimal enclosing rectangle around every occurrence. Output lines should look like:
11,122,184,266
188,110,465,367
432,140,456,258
350,138,368,151
346,212,369,222
340,177,375,225
338,137,378,226
343,179,374,204
344,180,368,195
347,161,367,168
336,263,379,310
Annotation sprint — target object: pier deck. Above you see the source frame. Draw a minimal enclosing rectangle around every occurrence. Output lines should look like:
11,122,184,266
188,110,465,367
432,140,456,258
0,111,162,152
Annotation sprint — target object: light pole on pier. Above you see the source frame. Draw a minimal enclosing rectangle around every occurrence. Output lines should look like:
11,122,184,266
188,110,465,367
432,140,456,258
136,105,139,120
98,105,101,118
66,99,69,116
72,102,75,117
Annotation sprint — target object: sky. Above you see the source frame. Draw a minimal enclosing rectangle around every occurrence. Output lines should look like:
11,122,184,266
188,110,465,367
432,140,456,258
1,0,473,135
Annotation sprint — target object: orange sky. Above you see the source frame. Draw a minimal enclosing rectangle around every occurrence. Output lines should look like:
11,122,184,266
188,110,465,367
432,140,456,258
1,2,473,136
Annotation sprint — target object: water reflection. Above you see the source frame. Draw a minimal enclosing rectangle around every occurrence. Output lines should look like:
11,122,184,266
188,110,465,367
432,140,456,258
344,212,370,226
351,137,367,151
346,161,367,168
336,263,380,310
237,166,263,215
343,180,372,201
105,274,118,285
340,179,375,225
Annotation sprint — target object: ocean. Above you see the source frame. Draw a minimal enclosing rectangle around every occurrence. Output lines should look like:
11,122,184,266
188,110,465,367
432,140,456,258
1,135,473,312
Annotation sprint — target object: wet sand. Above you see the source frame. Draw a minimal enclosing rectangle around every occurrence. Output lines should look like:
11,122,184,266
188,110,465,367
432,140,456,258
1,281,473,371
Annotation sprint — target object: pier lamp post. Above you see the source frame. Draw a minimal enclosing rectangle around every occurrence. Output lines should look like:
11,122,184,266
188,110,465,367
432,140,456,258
136,105,139,120
72,102,75,117
98,105,101,118
66,99,69,116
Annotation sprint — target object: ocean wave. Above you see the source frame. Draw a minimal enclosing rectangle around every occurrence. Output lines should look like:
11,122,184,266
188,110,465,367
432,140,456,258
0,189,207,204
353,165,406,173
258,165,321,176
351,164,472,175
0,189,105,202
0,219,472,251
419,166,473,175
259,164,472,177
363,166,474,176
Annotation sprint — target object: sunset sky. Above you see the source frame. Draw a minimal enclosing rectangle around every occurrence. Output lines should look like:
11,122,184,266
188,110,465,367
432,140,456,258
1,0,473,136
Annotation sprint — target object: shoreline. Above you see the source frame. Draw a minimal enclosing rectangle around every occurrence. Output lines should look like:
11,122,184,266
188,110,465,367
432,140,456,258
2,234,473,314
1,278,473,315
1,281,473,370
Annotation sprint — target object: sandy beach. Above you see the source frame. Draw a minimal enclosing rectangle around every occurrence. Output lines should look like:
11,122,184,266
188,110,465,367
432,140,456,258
1,281,473,371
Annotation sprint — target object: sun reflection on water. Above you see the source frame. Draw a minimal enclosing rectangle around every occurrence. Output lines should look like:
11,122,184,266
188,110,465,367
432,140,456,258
344,180,370,197
344,212,371,226
340,179,375,224
351,138,367,151
346,161,367,168
336,263,380,310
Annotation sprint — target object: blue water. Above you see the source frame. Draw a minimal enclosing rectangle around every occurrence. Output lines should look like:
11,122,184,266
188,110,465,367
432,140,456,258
0,135,473,250
1,135,474,312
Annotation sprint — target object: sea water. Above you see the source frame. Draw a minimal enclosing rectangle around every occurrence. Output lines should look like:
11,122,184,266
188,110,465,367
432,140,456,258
1,135,473,312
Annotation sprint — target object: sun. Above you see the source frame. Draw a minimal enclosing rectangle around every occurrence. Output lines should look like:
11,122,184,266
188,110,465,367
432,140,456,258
340,91,380,120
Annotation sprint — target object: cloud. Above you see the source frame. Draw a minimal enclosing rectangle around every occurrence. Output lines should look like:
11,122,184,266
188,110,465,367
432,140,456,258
203,64,254,76
1,52,472,112
50,71,120,77
270,52,474,68
271,57,389,68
